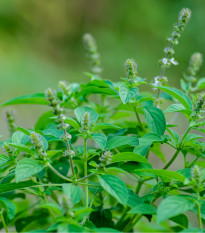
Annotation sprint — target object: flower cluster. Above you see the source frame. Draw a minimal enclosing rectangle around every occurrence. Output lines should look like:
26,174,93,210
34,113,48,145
5,110,16,136
152,76,168,89
99,151,113,166
4,143,14,157
125,59,138,80
45,88,63,115
159,8,191,74
45,88,75,159
59,81,70,96
81,112,90,131
185,52,203,83
30,132,47,158
192,93,205,119
83,33,102,76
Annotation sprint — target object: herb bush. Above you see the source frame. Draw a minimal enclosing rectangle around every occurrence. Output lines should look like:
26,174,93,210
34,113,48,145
0,7,205,233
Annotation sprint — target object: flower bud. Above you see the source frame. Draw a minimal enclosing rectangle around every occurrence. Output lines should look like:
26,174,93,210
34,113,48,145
82,112,90,130
59,81,70,96
99,151,113,165
61,133,72,141
4,143,14,157
4,110,16,136
45,88,56,102
125,59,138,80
191,165,201,184
192,93,205,119
187,52,203,77
83,33,102,75
30,132,46,157
178,8,191,26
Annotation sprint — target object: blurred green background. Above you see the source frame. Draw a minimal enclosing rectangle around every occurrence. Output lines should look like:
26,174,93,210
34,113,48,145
0,0,205,137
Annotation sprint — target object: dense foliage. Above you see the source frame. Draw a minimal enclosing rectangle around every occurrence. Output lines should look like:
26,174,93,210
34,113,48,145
0,7,205,233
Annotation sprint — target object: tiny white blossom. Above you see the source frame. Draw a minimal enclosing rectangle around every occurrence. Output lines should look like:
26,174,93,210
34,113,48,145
170,57,178,65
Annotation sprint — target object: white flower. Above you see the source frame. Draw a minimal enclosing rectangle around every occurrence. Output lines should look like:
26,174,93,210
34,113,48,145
170,57,178,65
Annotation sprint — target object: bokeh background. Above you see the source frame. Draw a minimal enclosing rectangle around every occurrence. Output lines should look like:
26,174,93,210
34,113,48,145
0,0,205,138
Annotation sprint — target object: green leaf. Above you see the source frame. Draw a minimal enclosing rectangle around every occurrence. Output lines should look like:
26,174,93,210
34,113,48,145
105,136,139,150
40,202,64,215
134,133,165,156
94,228,121,233
110,152,151,165
0,154,10,166
62,184,82,205
144,106,166,136
151,143,166,163
34,111,55,130
0,180,37,194
12,131,29,145
156,195,195,223
15,158,45,182
8,143,34,155
127,189,143,208
195,77,205,90
1,93,48,106
64,117,81,131
92,123,121,132
91,133,107,150
74,107,98,126
170,214,188,228
195,161,205,168
81,86,117,96
157,86,192,110
165,104,192,117
0,197,16,220
16,127,32,136
57,223,84,233
119,83,138,104
98,175,128,206
129,204,156,215
133,169,186,182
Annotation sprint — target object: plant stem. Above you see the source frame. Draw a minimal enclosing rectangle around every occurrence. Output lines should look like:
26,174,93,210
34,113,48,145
156,41,174,108
196,201,203,229
84,138,89,208
116,179,145,230
64,129,75,177
30,177,55,219
122,214,142,233
133,107,145,131
163,149,181,169
47,163,72,182
135,179,143,194
0,211,8,233
163,127,191,169
77,173,95,181
187,155,200,168
181,127,191,146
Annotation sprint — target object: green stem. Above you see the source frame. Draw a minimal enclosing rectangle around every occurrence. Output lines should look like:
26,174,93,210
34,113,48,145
84,138,89,208
64,129,75,178
0,211,8,233
47,163,72,182
187,155,200,168
123,214,142,233
135,179,143,194
30,177,55,219
163,149,181,169
115,207,129,229
133,107,145,132
116,179,144,230
163,127,191,170
181,127,191,146
196,201,203,229
77,173,95,181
